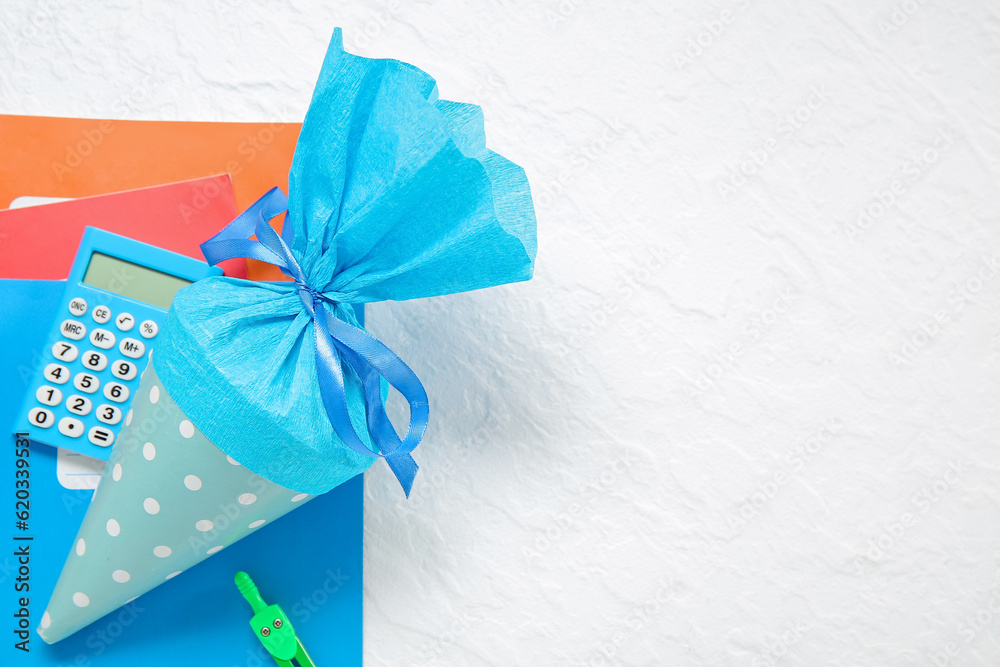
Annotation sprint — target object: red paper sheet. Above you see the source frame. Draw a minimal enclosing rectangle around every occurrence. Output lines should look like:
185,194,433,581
0,176,242,279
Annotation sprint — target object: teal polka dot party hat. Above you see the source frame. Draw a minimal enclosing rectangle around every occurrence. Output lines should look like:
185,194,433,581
38,27,536,644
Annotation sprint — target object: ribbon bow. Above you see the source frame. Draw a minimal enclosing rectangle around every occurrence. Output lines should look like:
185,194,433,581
200,188,428,496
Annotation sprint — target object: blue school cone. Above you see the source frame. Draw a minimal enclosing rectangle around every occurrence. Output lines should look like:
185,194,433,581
37,365,315,644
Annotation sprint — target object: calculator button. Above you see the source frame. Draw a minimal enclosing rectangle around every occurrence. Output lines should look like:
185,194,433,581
68,297,88,317
103,382,130,403
36,385,63,406
119,337,146,359
73,372,100,394
91,305,112,324
65,394,93,416
60,319,87,340
51,341,79,362
88,426,115,447
81,351,108,372
115,313,135,331
139,320,158,339
89,328,116,350
58,416,85,438
43,363,70,384
95,404,123,425
110,359,138,381
28,407,55,428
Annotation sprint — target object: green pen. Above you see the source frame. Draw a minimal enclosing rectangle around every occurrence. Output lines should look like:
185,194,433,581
235,571,317,667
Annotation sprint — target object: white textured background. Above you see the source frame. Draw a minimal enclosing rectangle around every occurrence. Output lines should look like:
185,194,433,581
3,1,1000,665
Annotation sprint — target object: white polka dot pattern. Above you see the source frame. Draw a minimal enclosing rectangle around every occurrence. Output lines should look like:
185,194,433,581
36,366,319,644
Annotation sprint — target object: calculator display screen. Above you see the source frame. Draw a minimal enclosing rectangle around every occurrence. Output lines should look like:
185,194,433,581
82,252,193,310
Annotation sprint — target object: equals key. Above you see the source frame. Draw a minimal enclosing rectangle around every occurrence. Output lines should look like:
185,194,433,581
88,426,115,447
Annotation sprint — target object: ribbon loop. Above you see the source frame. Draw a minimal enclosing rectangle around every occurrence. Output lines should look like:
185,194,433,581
199,188,427,496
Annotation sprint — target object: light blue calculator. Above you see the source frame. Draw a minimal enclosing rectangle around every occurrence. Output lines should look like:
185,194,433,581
17,227,222,460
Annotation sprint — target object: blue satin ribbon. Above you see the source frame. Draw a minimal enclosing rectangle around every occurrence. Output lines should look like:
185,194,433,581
200,188,428,496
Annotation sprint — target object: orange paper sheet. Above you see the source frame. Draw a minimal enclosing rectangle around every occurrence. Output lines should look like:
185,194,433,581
0,114,298,281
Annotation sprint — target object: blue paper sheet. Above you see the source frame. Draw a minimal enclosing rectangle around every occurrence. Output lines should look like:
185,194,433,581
1,280,362,665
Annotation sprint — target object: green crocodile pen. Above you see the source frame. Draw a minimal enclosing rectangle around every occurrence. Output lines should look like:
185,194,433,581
236,571,318,667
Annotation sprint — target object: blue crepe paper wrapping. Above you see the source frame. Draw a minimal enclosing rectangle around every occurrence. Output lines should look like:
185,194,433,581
153,28,537,495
